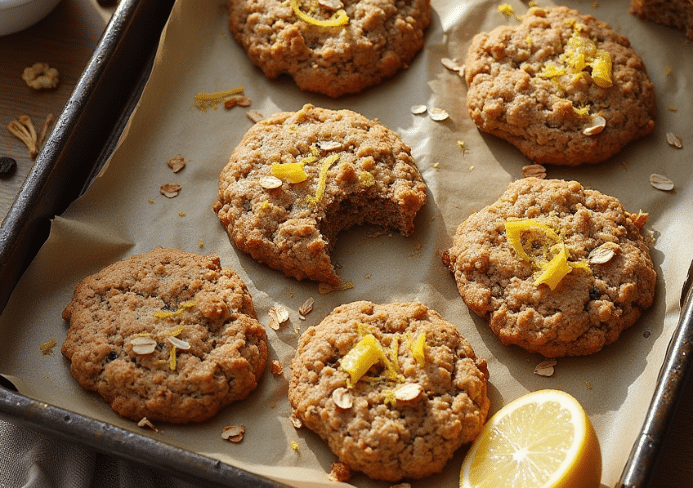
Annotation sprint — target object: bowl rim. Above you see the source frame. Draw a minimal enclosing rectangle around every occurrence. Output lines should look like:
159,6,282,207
0,0,46,11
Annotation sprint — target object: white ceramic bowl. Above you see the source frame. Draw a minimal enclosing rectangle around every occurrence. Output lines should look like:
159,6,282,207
0,0,63,36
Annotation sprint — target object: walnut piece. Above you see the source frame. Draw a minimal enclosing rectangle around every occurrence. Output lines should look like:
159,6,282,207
22,62,59,90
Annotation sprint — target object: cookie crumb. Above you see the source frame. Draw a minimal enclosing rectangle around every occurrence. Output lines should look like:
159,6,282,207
410,104,427,115
290,441,300,453
289,413,303,429
328,462,351,482
271,360,284,376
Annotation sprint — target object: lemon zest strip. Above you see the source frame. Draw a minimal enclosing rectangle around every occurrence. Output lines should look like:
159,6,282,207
290,0,349,27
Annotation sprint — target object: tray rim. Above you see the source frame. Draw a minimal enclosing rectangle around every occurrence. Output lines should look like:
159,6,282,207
1,0,691,486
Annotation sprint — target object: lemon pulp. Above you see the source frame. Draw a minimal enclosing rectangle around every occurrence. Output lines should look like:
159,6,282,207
460,389,601,488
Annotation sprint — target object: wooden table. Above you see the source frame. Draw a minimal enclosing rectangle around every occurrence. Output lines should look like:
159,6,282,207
0,1,692,486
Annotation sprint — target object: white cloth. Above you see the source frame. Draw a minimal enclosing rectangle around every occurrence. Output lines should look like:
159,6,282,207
0,419,218,488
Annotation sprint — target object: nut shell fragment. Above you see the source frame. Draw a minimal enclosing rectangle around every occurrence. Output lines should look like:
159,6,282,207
666,132,683,148
268,304,290,330
167,154,186,173
393,383,423,403
221,425,245,443
583,115,606,136
332,387,353,409
534,358,557,377
160,183,181,198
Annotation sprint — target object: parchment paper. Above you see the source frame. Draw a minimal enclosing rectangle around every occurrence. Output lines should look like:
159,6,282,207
1,0,692,486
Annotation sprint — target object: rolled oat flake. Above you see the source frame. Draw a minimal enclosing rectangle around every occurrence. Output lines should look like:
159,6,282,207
649,174,674,191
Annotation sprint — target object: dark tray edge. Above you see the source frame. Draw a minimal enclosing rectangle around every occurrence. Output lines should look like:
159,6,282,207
0,0,690,486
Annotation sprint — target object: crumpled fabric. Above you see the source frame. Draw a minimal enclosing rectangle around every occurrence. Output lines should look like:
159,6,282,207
0,420,223,488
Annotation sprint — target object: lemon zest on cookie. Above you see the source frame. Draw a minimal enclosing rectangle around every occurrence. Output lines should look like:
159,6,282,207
271,162,308,183
290,0,349,27
168,345,178,370
341,334,387,385
505,219,588,290
359,171,375,187
153,301,195,319
305,154,340,205
159,325,186,338
341,331,403,386
411,332,426,367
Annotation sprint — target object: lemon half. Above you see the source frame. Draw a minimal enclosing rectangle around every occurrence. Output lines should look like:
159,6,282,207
460,389,602,488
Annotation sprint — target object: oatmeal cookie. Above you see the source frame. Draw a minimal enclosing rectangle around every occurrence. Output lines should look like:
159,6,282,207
443,178,656,357
61,248,268,424
630,0,693,39
465,6,656,166
228,0,431,98
213,104,427,286
288,300,490,481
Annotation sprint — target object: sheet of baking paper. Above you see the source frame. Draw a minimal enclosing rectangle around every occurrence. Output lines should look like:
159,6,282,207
1,0,691,486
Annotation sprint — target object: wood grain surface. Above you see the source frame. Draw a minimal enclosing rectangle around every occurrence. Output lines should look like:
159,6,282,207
0,1,691,487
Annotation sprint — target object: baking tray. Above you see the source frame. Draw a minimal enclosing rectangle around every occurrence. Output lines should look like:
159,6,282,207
0,0,691,487
0,0,283,486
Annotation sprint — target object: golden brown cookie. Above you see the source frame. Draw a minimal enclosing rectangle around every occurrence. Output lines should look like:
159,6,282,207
213,104,427,286
443,178,656,357
288,300,490,481
465,6,656,166
228,0,431,98
61,248,268,424
630,0,693,39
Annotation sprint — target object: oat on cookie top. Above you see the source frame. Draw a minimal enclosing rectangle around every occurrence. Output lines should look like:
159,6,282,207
228,0,431,98
214,104,427,286
465,6,656,166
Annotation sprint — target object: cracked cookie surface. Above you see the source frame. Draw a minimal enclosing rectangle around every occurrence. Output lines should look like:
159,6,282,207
465,6,656,166
443,178,656,357
228,0,430,98
61,248,268,423
213,104,427,286
288,300,490,481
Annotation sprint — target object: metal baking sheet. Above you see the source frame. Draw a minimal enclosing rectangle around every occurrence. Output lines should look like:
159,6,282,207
1,1,692,487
